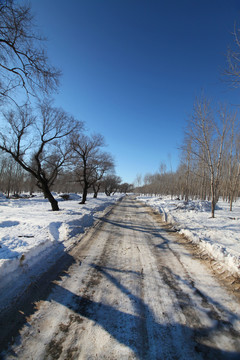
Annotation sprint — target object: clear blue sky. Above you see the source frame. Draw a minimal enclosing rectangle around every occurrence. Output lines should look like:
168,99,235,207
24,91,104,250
30,0,240,184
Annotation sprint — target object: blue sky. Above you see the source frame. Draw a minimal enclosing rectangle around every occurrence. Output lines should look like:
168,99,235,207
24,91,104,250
30,0,240,184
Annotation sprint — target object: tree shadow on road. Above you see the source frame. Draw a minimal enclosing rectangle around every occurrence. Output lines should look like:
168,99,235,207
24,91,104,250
0,247,76,356
47,264,240,359
101,217,166,239
1,247,240,359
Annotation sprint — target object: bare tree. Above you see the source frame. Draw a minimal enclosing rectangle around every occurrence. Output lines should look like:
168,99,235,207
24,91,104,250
159,161,167,175
0,101,82,210
221,113,240,210
0,0,60,104
179,138,192,201
143,173,152,186
119,182,133,194
224,24,240,87
0,152,26,196
91,152,115,198
103,174,122,196
184,98,230,217
134,173,142,187
71,133,114,204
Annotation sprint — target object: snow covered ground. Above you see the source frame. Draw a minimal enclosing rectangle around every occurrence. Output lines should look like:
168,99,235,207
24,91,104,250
0,193,123,311
1,193,239,314
137,196,240,278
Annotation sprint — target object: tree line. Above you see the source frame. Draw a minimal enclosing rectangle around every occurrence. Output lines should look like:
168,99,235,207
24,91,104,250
135,99,240,218
0,1,132,210
0,150,130,202
134,25,240,218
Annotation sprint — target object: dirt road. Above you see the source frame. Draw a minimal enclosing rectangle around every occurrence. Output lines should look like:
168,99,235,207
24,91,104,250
1,196,240,359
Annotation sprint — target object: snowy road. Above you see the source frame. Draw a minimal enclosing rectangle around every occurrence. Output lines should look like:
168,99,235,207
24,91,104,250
1,196,240,359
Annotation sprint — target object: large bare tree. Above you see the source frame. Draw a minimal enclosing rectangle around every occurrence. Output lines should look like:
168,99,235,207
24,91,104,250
0,101,83,210
0,0,60,104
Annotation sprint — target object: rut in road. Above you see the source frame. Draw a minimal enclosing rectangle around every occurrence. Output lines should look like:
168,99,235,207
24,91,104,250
2,196,240,359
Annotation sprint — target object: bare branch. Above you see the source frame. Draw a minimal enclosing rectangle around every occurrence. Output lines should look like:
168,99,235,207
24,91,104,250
0,0,61,105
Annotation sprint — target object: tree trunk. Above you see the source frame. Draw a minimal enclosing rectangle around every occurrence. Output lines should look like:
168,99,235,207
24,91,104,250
93,183,100,198
46,190,59,211
211,182,215,218
230,196,233,212
41,183,59,211
81,184,88,204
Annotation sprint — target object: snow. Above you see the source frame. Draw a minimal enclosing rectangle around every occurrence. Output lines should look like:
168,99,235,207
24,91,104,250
137,196,240,277
3,195,240,358
0,193,123,311
1,192,240,314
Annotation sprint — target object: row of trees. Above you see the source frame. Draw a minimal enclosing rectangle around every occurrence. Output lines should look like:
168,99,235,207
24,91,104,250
181,99,240,217
0,152,127,200
0,1,132,209
135,25,240,218
135,100,240,217
0,101,131,209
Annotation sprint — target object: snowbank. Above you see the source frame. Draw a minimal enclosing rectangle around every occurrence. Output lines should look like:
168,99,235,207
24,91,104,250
0,193,123,310
137,196,240,277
